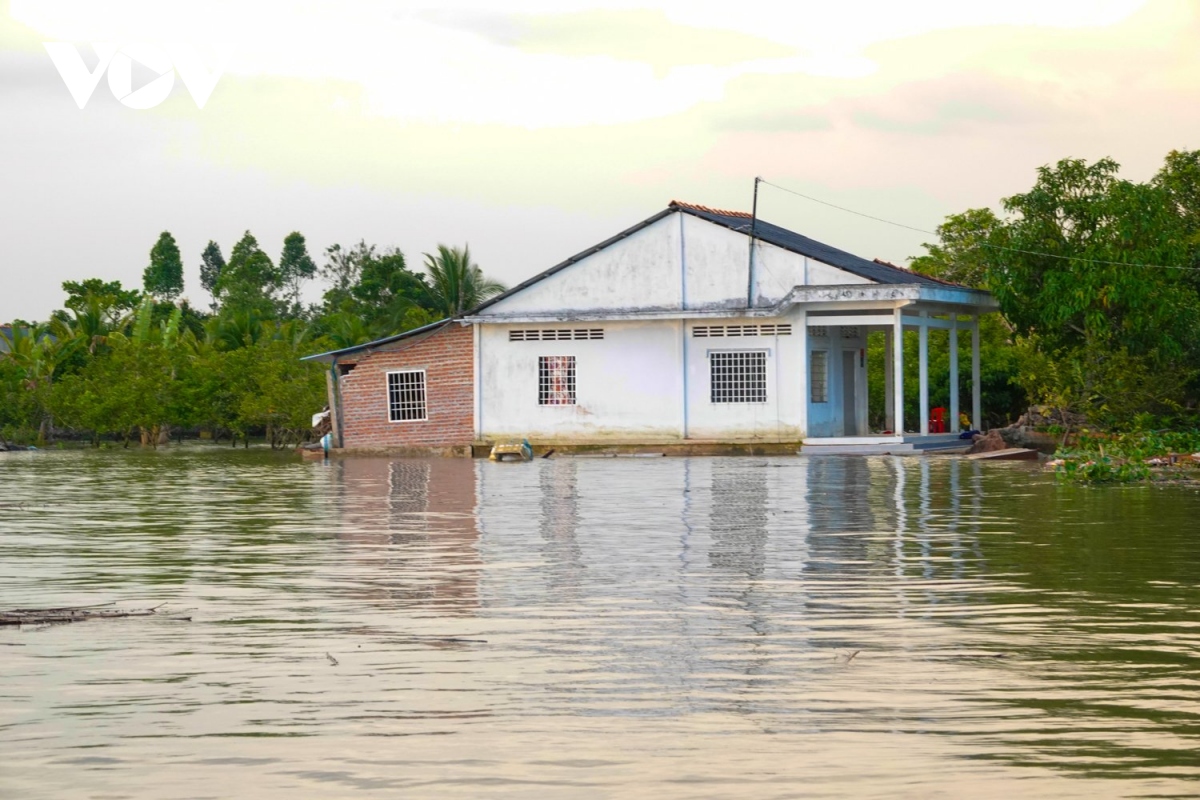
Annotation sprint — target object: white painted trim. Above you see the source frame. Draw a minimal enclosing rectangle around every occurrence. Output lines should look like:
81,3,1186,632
807,314,895,327
893,308,905,434
803,436,903,445
385,368,429,423
901,314,958,329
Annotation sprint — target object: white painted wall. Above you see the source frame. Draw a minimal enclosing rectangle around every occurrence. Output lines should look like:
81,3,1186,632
480,319,684,442
480,210,871,318
478,314,807,443
483,215,683,316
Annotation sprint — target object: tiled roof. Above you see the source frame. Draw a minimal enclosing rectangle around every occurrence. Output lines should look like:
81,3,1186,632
668,200,752,219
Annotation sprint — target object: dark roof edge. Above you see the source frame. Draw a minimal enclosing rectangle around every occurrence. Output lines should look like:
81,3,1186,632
467,208,677,316
300,318,453,363
672,204,966,290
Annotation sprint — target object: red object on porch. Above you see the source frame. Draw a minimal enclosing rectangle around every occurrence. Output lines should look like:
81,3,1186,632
929,407,946,433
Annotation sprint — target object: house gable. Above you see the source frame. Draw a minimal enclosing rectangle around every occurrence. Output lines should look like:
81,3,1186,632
475,205,882,319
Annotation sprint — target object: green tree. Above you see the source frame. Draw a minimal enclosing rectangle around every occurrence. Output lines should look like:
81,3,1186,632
199,240,226,310
422,244,505,317
279,231,317,315
218,231,279,314
62,279,141,315
143,231,184,300
913,153,1200,428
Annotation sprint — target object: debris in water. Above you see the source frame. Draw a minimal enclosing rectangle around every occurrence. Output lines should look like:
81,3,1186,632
0,603,188,626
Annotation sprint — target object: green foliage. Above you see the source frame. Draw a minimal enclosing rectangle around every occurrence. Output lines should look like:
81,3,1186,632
5,228,503,446
278,231,317,314
143,231,184,300
218,231,280,314
61,279,141,315
914,151,1200,429
199,240,226,309
866,316,1024,431
316,240,441,340
422,244,505,317
1053,430,1200,484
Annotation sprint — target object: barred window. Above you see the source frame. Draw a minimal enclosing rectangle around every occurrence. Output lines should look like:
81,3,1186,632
539,356,576,405
810,351,828,404
387,370,427,421
810,325,828,337
710,351,767,404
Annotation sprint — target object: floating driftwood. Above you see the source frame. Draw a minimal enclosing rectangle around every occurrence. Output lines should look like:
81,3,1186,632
0,603,189,626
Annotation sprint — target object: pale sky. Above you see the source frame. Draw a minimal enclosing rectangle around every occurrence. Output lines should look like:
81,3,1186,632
2,0,1198,322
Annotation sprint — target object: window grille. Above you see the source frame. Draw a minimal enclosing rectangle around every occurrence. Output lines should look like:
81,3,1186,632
539,356,576,405
387,370,427,422
841,326,860,338
710,351,768,404
810,351,828,403
693,323,792,338
510,329,603,341
810,325,828,337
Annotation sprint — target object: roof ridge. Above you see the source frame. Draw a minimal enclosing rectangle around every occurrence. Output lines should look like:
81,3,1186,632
669,199,752,219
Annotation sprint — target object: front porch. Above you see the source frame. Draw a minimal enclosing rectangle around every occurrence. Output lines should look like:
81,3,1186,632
797,287,996,452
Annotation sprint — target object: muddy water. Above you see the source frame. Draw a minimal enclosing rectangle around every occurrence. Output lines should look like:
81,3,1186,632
2,449,1200,798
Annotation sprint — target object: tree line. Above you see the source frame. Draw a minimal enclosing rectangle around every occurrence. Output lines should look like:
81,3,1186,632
0,232,505,446
908,149,1200,431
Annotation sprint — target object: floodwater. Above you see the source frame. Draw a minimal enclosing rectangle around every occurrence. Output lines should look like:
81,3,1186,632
2,451,1200,799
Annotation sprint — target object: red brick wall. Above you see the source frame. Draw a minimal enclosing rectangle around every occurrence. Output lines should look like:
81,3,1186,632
337,323,474,450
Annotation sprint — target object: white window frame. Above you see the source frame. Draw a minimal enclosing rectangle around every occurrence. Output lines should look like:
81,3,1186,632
708,349,769,404
386,369,428,422
538,355,576,406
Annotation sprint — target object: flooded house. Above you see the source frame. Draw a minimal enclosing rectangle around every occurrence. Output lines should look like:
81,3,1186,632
303,201,998,455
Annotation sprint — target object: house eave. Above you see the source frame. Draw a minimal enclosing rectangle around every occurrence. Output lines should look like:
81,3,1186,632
461,284,997,325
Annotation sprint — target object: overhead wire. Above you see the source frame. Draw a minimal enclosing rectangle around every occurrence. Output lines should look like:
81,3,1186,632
757,177,1200,273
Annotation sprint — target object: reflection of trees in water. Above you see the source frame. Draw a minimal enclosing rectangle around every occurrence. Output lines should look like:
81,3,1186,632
335,458,480,614
539,459,584,600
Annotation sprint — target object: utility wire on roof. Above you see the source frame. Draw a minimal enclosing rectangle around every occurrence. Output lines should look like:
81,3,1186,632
758,177,1200,273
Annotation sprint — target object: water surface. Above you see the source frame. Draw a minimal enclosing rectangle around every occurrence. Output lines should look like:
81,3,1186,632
2,449,1200,798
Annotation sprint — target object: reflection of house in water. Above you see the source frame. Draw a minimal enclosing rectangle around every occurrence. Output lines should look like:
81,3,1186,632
335,458,480,613
708,461,768,580
539,459,584,600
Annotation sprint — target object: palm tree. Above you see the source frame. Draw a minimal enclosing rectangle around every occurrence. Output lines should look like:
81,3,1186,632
422,244,505,317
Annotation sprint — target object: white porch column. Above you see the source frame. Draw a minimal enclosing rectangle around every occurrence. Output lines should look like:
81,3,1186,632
918,312,929,436
892,308,904,435
971,315,982,431
949,316,960,433
884,326,894,432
